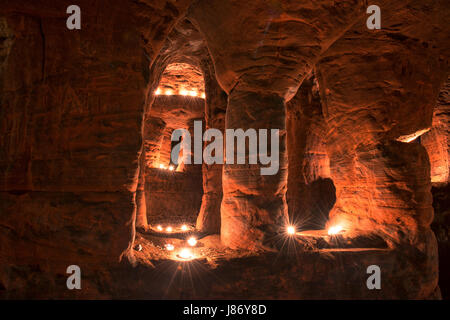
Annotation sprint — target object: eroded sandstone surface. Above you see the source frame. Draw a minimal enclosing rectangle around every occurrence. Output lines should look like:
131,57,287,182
0,0,449,299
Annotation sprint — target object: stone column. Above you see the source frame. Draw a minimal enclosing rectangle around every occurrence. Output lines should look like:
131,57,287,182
188,0,369,249
196,60,227,234
221,89,288,249
143,116,167,168
315,22,447,243
422,76,450,185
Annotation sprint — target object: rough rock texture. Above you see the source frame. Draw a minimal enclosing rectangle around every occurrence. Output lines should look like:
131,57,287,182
431,184,450,299
423,76,450,184
286,74,335,230
315,2,449,244
189,0,370,249
427,77,450,299
157,63,205,96
196,59,227,234
0,0,449,299
0,0,192,297
141,95,204,226
144,168,202,225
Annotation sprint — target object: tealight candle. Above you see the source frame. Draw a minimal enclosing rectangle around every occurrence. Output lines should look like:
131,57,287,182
286,225,296,235
187,237,197,247
178,248,193,260
181,225,188,231
157,225,163,231
328,225,343,235
166,226,173,233
165,244,174,251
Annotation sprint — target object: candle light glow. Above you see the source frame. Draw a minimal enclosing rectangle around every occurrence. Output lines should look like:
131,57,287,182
286,225,296,235
187,237,197,247
328,225,343,235
178,248,193,260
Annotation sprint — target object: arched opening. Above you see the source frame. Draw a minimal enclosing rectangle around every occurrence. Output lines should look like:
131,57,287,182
142,63,205,229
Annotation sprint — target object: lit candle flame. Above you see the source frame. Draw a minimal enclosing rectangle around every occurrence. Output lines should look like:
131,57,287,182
178,248,193,260
157,225,163,231
165,244,174,251
166,226,173,233
328,225,343,235
286,225,296,235
165,89,173,96
169,165,174,171
187,237,197,247
181,225,188,231
155,88,162,95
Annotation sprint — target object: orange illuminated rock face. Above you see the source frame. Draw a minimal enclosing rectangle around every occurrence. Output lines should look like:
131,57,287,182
141,95,204,227
315,7,448,243
0,0,449,299
423,77,450,185
0,0,192,298
286,75,334,230
157,63,205,97
196,59,226,235
144,168,202,225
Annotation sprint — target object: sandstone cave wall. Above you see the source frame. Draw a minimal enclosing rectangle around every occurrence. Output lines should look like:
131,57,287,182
195,58,227,234
315,2,449,243
144,168,202,226
286,75,335,230
423,76,450,185
0,0,192,298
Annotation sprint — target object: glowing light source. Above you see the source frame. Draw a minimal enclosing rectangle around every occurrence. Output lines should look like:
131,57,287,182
155,88,162,95
178,248,193,260
396,128,430,143
181,225,188,231
157,225,163,231
165,89,173,96
180,89,189,96
159,164,166,169
165,244,174,251
187,237,197,247
189,90,198,97
286,225,296,235
169,165,174,171
201,93,206,99
328,225,343,235
166,226,173,233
